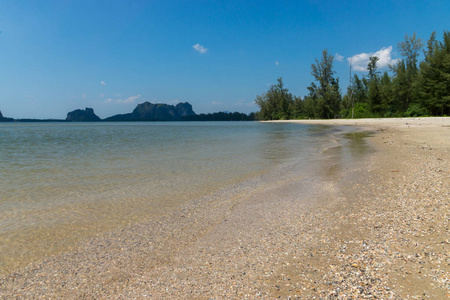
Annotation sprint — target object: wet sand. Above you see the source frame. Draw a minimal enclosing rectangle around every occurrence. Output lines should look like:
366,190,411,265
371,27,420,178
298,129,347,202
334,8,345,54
270,117,450,298
1,117,449,298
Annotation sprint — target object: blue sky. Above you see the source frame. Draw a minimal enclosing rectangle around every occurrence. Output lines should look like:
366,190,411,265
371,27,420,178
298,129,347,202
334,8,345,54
0,0,449,119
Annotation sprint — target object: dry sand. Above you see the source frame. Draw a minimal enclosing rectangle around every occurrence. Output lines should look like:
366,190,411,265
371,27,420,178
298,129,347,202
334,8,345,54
1,117,449,299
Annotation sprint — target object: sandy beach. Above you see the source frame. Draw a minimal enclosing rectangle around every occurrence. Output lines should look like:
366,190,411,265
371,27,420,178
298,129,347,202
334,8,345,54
1,117,449,299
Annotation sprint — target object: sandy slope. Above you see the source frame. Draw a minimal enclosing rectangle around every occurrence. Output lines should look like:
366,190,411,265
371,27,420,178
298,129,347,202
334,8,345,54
266,116,450,129
1,117,449,299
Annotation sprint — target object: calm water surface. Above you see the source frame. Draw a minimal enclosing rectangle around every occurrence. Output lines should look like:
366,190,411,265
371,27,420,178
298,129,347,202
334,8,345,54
0,121,342,273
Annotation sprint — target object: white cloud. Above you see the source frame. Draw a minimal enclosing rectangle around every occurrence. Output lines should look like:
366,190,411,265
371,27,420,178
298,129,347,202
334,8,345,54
100,93,105,98
275,61,279,66
348,46,399,72
166,99,180,105
104,94,141,104
82,94,86,99
236,99,256,108
193,43,208,54
335,53,344,62
120,94,140,104
100,81,106,86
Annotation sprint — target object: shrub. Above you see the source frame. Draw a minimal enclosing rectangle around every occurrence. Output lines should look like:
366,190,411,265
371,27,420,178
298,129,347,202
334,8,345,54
352,103,376,118
404,104,430,117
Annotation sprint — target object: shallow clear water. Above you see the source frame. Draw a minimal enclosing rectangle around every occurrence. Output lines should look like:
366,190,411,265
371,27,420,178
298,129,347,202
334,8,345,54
0,121,342,273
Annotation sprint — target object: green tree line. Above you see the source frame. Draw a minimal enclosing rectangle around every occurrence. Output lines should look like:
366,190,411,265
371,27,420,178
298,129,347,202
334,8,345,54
255,30,450,120
182,111,256,121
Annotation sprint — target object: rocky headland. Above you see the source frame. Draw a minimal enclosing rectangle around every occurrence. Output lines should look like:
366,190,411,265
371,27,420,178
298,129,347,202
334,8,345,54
104,102,196,121
0,110,14,122
1,101,256,122
66,107,101,122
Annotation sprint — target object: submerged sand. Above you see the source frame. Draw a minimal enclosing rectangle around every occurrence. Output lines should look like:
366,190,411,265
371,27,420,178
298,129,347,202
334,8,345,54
1,117,449,299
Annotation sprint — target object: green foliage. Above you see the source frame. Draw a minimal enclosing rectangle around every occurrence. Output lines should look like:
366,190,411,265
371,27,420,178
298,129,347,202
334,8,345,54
398,33,423,76
424,31,438,62
340,108,350,118
403,104,430,117
253,31,449,120
418,30,450,115
254,77,295,120
307,49,341,119
367,56,380,79
391,60,410,111
379,72,394,112
352,102,376,118
302,96,316,119
383,110,404,118
392,33,423,109
367,78,382,113
366,57,382,114
289,96,305,119
183,111,255,121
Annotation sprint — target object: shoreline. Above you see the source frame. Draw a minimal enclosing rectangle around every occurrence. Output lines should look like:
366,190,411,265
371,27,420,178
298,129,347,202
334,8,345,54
268,117,450,298
263,116,450,128
1,118,449,298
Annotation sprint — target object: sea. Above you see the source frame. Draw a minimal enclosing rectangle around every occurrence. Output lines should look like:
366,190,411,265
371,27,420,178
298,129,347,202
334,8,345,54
0,121,369,274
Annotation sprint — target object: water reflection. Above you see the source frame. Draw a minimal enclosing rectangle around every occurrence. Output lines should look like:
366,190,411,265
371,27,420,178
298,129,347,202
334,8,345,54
306,124,342,136
342,131,374,157
256,123,310,162
320,129,374,179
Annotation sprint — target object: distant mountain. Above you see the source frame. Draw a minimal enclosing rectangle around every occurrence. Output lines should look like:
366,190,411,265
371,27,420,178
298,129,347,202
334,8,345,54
66,108,101,122
104,102,196,121
2,102,253,122
0,110,14,122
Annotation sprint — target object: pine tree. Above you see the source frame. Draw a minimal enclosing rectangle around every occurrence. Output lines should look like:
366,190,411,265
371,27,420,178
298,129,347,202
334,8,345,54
392,33,423,111
255,77,295,120
419,31,450,115
379,72,395,114
308,49,342,119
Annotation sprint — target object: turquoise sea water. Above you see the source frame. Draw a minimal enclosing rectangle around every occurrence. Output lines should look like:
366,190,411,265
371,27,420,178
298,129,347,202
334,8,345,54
0,121,343,273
